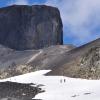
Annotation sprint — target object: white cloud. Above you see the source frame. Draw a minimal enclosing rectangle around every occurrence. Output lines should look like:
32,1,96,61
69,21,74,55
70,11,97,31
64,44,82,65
8,0,29,5
45,0,100,45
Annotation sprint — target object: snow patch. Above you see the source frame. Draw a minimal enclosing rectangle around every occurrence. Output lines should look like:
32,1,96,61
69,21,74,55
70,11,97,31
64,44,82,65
0,70,100,100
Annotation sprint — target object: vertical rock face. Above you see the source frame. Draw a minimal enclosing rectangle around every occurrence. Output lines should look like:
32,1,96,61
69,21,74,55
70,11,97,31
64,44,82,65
0,5,63,50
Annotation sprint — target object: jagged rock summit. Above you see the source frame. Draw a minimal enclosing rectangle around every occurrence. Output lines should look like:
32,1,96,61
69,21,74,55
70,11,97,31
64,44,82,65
0,5,63,50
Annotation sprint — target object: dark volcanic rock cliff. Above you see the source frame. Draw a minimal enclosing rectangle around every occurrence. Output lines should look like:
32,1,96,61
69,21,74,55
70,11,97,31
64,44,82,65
0,5,63,50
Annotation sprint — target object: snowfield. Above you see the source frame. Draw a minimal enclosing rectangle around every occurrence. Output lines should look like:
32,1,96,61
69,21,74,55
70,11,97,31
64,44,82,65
0,70,100,100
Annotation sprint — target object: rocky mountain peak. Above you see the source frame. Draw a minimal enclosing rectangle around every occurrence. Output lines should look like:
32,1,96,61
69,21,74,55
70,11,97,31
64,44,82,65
0,5,63,50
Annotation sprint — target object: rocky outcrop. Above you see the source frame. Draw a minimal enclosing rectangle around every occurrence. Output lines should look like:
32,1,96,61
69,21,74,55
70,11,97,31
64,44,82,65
47,38,100,79
0,81,43,100
0,5,63,50
78,46,100,79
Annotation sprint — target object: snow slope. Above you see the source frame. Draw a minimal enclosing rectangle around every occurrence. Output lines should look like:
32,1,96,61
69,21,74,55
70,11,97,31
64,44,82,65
0,70,100,100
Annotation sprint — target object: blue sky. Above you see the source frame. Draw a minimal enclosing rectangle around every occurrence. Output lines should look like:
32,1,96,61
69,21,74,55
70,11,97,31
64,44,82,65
0,0,100,46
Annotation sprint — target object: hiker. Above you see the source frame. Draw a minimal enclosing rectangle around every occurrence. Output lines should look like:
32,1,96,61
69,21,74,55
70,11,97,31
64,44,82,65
64,79,66,83
60,79,66,83
60,79,62,83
